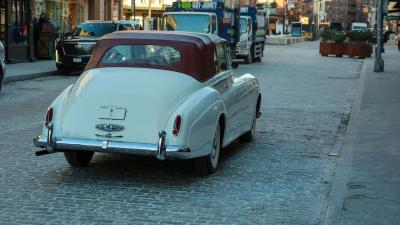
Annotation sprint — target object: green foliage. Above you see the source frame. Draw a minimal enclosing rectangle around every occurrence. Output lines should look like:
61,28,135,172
319,29,335,41
334,32,347,43
348,30,373,42
270,2,277,8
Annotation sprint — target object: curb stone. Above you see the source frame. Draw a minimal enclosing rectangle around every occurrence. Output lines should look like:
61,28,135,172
323,59,367,225
4,71,58,84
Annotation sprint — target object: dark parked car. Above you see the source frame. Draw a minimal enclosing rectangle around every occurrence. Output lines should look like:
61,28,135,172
55,20,138,73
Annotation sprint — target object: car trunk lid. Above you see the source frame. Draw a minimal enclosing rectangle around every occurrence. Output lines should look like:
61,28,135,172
60,67,201,144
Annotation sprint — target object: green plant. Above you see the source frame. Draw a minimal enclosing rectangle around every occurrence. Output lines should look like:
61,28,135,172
270,2,277,8
348,30,373,42
319,29,335,41
334,32,347,43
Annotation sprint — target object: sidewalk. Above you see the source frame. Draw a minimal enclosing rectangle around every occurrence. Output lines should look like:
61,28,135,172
326,43,400,224
4,60,57,84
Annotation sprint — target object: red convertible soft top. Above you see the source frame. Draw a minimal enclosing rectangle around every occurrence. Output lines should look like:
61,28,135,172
84,31,226,82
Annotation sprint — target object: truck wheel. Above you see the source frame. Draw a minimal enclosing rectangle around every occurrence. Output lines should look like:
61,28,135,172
244,52,252,64
193,123,221,175
64,151,94,167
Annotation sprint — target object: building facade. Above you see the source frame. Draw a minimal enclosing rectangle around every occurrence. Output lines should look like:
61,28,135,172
0,0,123,63
122,0,173,29
324,0,349,28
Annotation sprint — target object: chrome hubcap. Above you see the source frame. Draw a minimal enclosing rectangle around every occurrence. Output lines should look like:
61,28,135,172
210,125,220,168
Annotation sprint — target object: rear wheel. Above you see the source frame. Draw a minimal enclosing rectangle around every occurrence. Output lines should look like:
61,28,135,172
244,52,252,64
239,107,257,142
193,123,221,175
254,45,264,62
64,151,94,167
0,70,3,93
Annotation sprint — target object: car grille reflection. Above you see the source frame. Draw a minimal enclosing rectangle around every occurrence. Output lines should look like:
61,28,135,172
63,44,95,56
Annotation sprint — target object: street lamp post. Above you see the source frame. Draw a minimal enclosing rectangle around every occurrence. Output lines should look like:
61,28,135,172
374,0,384,72
148,0,152,19
131,0,136,20
316,0,330,32
284,0,288,33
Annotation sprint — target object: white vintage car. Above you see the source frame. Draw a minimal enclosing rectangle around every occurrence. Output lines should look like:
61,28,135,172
34,31,261,174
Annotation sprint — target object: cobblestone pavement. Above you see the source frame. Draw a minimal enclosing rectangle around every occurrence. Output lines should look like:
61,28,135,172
0,42,363,224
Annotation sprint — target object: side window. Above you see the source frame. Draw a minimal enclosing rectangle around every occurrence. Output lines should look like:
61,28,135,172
118,23,132,31
214,43,228,73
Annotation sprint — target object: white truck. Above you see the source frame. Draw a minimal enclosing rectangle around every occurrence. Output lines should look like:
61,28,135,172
236,7,266,63
162,1,240,59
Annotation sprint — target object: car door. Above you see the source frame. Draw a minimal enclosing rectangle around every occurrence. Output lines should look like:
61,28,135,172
211,43,243,144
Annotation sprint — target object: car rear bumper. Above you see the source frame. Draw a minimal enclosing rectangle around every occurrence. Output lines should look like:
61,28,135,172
33,135,193,160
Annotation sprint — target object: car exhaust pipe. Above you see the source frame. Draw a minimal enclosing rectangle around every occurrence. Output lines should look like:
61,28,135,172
156,131,166,160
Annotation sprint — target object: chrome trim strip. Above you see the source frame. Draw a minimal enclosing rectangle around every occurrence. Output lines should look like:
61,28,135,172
33,136,193,159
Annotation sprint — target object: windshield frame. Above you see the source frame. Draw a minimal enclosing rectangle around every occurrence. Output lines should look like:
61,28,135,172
162,13,213,33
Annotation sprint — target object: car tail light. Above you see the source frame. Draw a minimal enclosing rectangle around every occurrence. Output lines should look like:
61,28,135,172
45,107,54,128
172,115,181,136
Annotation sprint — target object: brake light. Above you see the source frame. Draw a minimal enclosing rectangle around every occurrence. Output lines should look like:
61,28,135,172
172,115,181,136
45,107,53,128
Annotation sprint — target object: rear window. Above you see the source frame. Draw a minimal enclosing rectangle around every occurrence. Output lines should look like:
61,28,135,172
101,45,181,66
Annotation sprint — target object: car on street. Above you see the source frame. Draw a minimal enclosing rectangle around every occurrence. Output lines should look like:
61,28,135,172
0,40,5,92
34,31,261,174
55,20,140,74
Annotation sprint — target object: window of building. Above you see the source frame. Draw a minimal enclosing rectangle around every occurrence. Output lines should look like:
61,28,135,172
10,0,28,44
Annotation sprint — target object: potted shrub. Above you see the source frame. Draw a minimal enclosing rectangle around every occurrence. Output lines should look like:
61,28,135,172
332,32,347,57
319,29,335,56
347,30,373,58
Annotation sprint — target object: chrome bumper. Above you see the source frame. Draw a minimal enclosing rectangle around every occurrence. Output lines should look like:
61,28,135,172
33,133,192,160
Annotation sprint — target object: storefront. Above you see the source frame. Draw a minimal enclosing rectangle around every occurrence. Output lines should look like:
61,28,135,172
33,0,87,33
0,0,122,62
0,0,34,63
31,0,88,59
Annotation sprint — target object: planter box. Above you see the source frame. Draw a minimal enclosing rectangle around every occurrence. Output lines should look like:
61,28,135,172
320,42,344,57
346,42,372,58
320,41,372,58
332,43,345,57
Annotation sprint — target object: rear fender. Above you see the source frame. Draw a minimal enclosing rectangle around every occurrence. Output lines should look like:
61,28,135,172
165,87,226,158
40,84,74,139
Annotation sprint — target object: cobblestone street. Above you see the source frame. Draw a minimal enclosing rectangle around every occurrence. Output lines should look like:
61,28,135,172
0,42,363,224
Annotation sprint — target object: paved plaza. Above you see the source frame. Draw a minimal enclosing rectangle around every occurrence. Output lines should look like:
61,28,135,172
1,42,397,224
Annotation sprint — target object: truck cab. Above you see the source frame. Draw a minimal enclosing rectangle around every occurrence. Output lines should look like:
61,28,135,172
162,1,240,59
237,16,253,63
162,12,218,35
236,7,266,64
